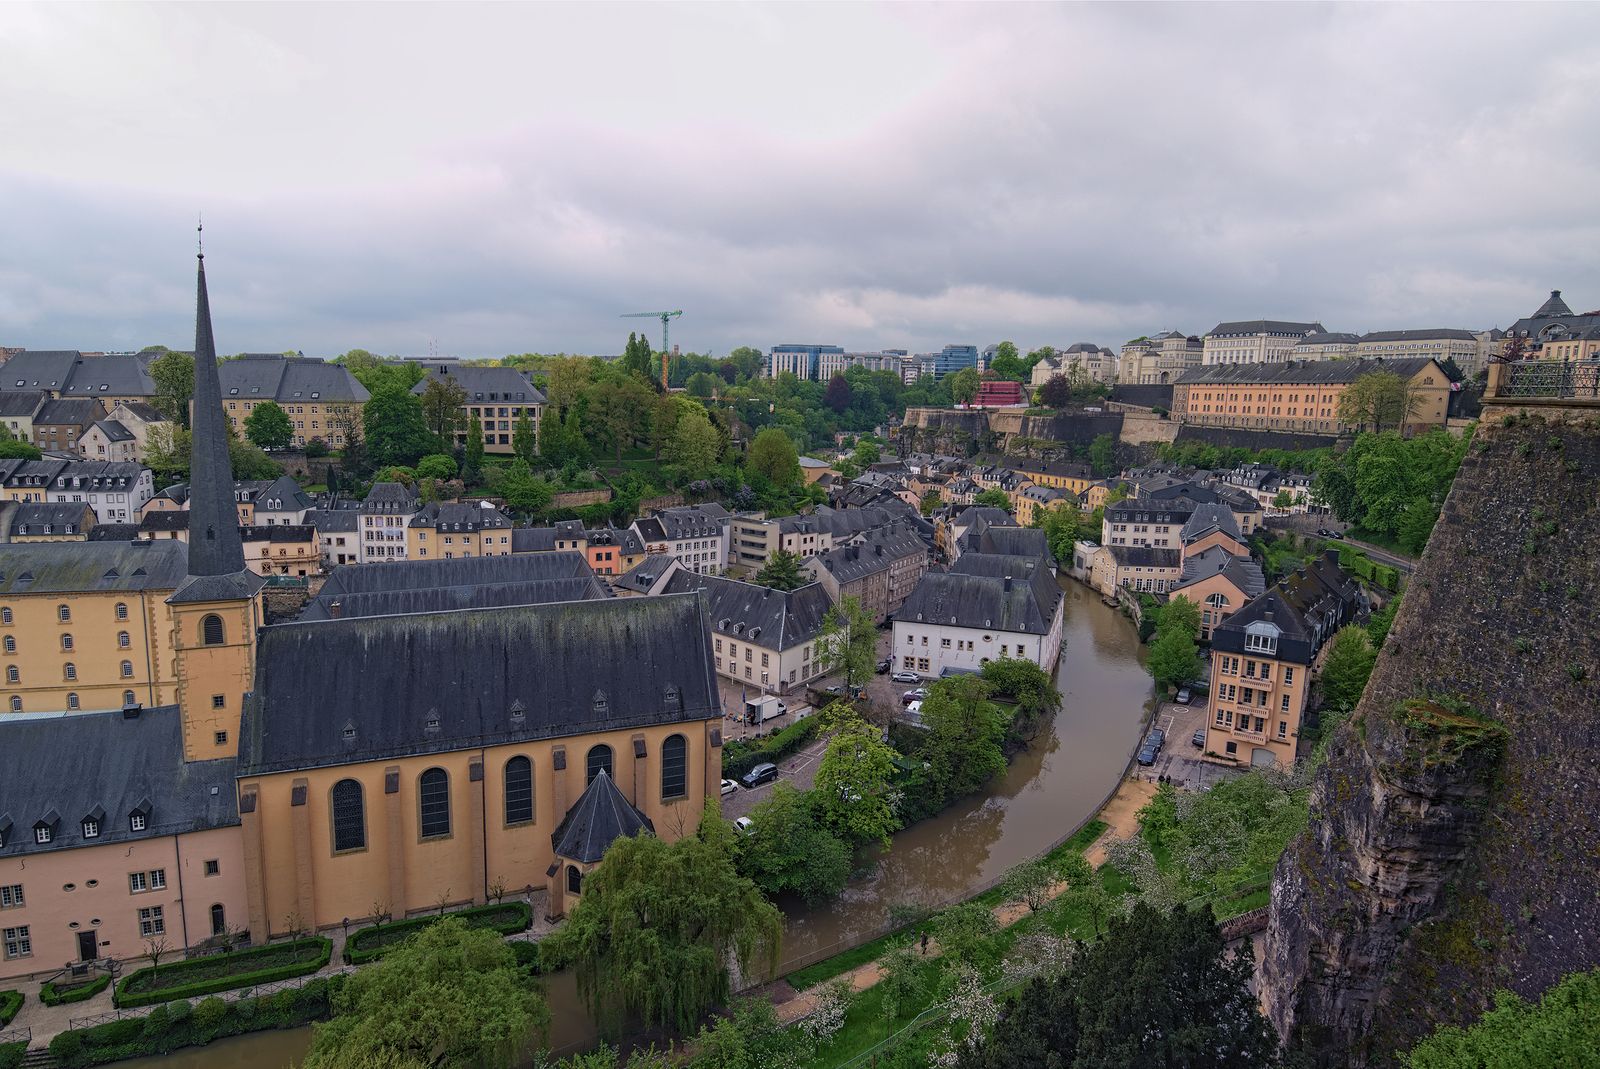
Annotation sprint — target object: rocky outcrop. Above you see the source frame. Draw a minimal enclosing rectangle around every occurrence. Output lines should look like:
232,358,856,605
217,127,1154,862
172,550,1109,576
1263,414,1600,1065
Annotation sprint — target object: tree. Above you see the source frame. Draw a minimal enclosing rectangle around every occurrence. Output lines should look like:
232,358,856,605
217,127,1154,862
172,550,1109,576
955,904,1278,1069
736,784,851,903
304,918,547,1069
921,490,942,517
824,374,851,413
979,658,1060,742
585,378,654,461
143,935,171,978
463,414,485,484
149,349,195,428
948,367,981,405
1038,374,1075,409
747,428,800,487
1148,624,1202,692
877,947,927,1025
1000,858,1055,914
1367,595,1401,649
419,377,468,443
1087,432,1117,477
988,341,1025,382
974,488,1012,511
512,413,536,464
243,401,293,451
1397,496,1441,554
1320,625,1377,710
498,459,553,516
1403,967,1600,1069
686,371,720,398
818,595,876,690
687,997,802,1069
753,549,805,591
1338,370,1422,433
230,437,280,480
935,901,1001,973
0,439,41,461
667,408,722,480
1055,854,1114,938
813,719,902,848
1157,595,1201,640
542,811,782,1035
416,453,458,481
364,385,435,468
919,675,1006,805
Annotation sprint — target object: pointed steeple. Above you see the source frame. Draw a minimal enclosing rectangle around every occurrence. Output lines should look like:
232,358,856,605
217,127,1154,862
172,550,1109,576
1533,289,1573,319
186,248,246,577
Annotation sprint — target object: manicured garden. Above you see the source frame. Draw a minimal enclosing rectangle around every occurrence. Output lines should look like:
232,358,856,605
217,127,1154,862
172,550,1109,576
40,974,111,1006
114,937,331,1008
342,901,532,965
0,989,19,1026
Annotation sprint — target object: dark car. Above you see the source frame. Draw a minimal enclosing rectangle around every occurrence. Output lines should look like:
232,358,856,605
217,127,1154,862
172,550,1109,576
1136,727,1166,766
1329,530,1344,540
876,658,892,674
740,762,779,789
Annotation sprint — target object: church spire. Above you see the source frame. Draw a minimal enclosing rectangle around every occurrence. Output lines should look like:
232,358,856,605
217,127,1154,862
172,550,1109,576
187,245,246,577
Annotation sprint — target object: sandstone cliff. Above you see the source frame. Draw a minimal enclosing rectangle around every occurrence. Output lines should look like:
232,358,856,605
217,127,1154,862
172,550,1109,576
1262,413,1600,1065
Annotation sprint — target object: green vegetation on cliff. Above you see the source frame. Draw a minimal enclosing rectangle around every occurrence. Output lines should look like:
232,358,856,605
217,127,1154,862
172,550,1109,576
1403,967,1600,1069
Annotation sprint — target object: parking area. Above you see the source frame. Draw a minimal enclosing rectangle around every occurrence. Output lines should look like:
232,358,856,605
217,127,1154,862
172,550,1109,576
1136,697,1240,791
719,735,829,820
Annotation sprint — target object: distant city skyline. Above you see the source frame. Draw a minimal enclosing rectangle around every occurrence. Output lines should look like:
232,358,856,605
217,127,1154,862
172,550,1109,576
2,4,1597,359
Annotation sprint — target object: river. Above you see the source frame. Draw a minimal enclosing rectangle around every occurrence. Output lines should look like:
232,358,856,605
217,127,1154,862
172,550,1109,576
128,579,1150,1069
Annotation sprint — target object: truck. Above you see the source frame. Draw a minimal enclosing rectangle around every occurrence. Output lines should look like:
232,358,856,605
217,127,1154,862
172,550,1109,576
745,695,787,725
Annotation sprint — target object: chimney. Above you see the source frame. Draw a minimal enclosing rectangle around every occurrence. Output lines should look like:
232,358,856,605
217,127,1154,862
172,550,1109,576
329,600,343,619
1004,575,1013,591
121,701,142,720
875,543,883,556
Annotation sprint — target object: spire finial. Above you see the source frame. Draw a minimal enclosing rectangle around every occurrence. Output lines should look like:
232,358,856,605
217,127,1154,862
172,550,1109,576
197,213,204,260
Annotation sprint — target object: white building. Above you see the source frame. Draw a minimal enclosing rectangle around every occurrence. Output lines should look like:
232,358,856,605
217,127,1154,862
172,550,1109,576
1202,320,1324,367
45,461,153,524
631,502,732,574
657,567,834,695
891,553,1064,679
358,481,420,563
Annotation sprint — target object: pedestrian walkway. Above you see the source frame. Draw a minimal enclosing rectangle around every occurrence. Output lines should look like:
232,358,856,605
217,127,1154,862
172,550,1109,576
771,776,1158,1025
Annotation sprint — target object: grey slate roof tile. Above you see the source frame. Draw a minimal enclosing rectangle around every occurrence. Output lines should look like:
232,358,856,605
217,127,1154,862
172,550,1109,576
551,769,653,864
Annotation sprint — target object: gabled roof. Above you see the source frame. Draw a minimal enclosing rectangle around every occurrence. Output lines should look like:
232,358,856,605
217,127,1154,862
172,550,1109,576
3,351,81,391
1176,357,1444,387
1296,332,1360,347
304,508,358,534
113,401,167,424
360,481,420,513
1212,550,1365,663
551,769,653,864
1105,545,1182,571
511,526,560,553
311,550,597,604
409,501,513,530
0,540,187,593
812,521,928,585
35,398,104,426
0,391,47,418
5,501,93,538
218,353,369,403
1173,545,1266,599
611,552,680,595
57,354,156,399
0,705,238,858
1180,502,1241,544
660,571,832,652
409,364,544,404
1359,329,1478,343
896,554,1060,636
241,593,719,776
91,419,136,443
86,523,141,542
650,503,730,540
1206,320,1324,337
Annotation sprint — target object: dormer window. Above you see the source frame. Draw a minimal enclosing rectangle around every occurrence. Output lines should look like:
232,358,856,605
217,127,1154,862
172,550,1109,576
34,824,51,844
129,811,147,832
82,819,99,839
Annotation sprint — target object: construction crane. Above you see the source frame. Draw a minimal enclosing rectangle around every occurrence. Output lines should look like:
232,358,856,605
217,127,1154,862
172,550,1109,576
621,309,683,389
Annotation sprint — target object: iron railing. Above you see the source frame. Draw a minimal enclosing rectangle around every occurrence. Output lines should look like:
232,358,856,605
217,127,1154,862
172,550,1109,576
0,1025,29,1046
1500,359,1600,399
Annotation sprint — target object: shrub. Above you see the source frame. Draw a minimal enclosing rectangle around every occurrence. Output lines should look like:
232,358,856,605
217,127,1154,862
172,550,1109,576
115,937,331,1008
721,716,819,780
510,939,544,976
40,974,111,1006
0,989,20,1025
0,1041,24,1069
343,901,532,965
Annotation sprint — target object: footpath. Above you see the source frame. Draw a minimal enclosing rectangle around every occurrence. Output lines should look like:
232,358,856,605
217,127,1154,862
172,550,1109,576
768,776,1158,1025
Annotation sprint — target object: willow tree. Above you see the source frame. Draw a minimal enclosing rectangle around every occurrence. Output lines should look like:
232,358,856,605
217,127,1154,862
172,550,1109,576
544,812,781,1035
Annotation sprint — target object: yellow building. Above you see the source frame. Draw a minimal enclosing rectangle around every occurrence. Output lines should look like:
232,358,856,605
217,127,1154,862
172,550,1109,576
1,501,95,542
410,364,545,456
1008,457,1095,496
407,501,515,560
1172,357,1451,435
216,354,369,449
236,593,722,935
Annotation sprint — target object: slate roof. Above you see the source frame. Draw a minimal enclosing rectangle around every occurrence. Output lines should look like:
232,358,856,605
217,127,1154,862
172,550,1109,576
1180,502,1242,544
0,391,47,418
0,540,187,593
305,509,358,534
86,523,141,542
114,401,167,423
1296,332,1360,347
896,554,1060,635
409,501,513,531
360,481,420,514
35,398,104,427
1212,550,1366,663
409,364,544,404
611,553,679,595
775,503,907,539
140,511,192,533
968,524,1051,562
1174,545,1266,599
186,254,248,582
57,354,156,399
218,353,369,403
812,521,927,585
1105,545,1183,570
1007,456,1094,481
0,705,238,859
314,551,597,601
3,351,82,391
551,769,654,864
91,419,136,443
240,593,719,776
511,526,560,553
51,461,146,492
240,524,315,543
650,503,730,540
1175,357,1442,386
299,576,610,621
6,501,93,538
1532,290,1574,318
1359,329,1478,343
1206,320,1324,337
659,571,832,652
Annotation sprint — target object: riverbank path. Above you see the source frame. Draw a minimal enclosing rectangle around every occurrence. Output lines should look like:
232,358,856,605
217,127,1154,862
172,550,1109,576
767,776,1159,1025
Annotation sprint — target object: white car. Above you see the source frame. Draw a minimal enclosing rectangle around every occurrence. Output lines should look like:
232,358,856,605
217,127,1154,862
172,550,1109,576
720,778,738,796
733,816,756,835
890,671,920,684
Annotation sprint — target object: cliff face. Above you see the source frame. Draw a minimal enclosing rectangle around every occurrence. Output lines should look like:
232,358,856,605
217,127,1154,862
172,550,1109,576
1262,414,1600,1066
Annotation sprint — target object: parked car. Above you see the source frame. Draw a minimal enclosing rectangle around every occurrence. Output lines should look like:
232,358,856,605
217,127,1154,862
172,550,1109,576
1174,687,1193,705
902,688,928,706
1316,528,1330,537
1136,727,1166,766
905,700,924,718
1329,530,1344,540
821,684,846,698
876,658,892,674
733,817,755,835
740,762,779,789
891,671,920,684
720,778,739,796
1191,729,1206,749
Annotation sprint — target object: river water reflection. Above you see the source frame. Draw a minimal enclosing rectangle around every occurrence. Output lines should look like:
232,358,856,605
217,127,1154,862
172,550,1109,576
131,578,1149,1068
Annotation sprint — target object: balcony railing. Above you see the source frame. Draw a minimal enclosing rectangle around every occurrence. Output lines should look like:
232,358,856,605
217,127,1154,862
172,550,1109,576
1497,358,1600,399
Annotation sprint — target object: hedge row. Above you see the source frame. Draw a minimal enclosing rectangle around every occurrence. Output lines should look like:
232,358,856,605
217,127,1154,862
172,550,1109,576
0,1041,22,1069
721,716,819,780
41,974,111,1006
115,937,331,1008
0,989,19,1026
50,976,340,1069
343,902,532,965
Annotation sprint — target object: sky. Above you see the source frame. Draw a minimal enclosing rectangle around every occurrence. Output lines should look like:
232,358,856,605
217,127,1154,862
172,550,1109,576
2,3,1598,360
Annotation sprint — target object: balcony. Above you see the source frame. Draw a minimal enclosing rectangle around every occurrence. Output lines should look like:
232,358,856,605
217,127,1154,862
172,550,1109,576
1486,359,1600,413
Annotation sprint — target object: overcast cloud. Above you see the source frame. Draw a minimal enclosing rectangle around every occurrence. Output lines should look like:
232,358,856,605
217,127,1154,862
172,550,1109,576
2,3,1598,358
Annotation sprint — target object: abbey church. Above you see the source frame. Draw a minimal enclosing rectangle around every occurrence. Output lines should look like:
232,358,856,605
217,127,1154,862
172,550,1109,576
0,254,720,981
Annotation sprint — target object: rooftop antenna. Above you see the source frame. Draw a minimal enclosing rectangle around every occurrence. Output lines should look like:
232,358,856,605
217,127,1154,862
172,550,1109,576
197,213,204,259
